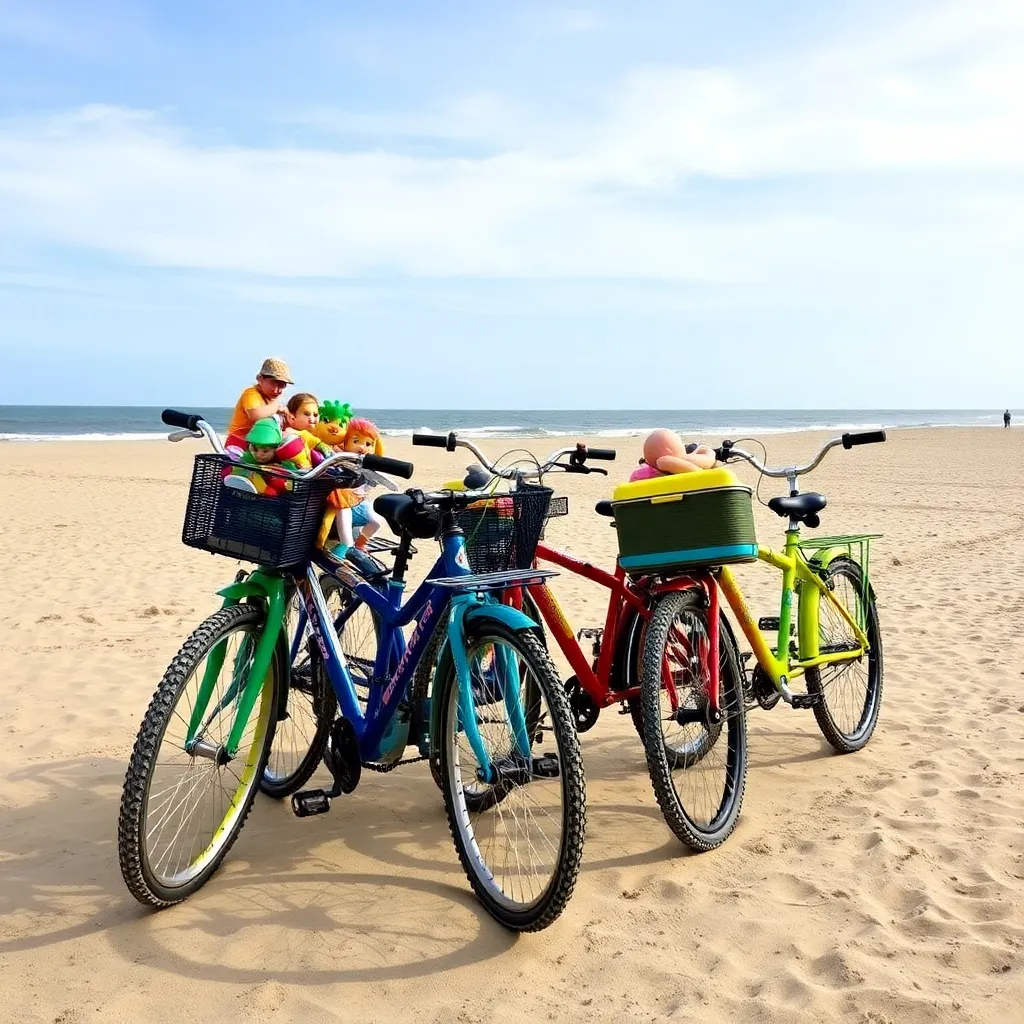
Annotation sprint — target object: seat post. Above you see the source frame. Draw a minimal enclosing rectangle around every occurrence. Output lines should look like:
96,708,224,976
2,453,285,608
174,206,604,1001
787,471,800,533
392,534,414,582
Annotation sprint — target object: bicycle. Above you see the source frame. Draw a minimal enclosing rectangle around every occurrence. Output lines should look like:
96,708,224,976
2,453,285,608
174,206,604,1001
630,430,886,851
117,410,586,932
413,432,662,740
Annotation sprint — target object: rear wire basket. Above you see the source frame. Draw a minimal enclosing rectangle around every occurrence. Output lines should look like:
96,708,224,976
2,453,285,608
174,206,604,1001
797,533,881,631
181,453,345,568
454,483,554,572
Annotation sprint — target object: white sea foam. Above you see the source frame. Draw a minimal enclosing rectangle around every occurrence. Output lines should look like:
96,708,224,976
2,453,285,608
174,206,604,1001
0,432,170,442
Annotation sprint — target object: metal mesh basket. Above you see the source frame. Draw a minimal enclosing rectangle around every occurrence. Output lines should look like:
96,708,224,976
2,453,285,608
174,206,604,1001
181,453,343,568
539,494,568,540
454,484,553,572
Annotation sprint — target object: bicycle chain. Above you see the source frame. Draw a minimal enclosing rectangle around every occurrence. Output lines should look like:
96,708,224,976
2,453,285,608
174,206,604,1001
361,754,428,773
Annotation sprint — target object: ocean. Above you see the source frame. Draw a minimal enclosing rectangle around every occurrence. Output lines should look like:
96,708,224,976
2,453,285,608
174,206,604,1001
0,406,1014,442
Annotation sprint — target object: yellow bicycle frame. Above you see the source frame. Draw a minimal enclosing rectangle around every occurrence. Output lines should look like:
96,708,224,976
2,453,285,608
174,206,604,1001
716,527,869,692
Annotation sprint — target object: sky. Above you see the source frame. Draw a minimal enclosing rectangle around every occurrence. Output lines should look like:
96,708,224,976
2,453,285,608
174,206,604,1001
0,0,1022,408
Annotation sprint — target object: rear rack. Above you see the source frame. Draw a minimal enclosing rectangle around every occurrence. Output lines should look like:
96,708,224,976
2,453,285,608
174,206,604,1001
427,568,558,592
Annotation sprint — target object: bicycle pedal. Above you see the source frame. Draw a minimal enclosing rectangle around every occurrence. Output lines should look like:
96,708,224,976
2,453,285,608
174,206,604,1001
576,627,604,640
789,693,822,710
291,789,332,817
532,753,561,779
740,651,753,663
758,617,795,635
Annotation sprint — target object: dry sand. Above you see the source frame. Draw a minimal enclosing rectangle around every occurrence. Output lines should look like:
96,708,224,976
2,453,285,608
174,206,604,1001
1,427,1022,1023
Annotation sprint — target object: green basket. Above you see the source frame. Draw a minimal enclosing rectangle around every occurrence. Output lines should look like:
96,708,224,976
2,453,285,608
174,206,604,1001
612,485,758,576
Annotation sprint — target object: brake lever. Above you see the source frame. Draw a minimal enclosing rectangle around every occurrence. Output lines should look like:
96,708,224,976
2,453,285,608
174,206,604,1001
714,440,735,463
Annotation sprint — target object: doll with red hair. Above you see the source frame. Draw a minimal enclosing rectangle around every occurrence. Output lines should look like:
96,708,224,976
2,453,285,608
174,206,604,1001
317,417,389,556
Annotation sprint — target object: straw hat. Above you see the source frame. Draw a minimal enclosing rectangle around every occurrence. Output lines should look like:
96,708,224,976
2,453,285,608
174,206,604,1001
258,357,294,384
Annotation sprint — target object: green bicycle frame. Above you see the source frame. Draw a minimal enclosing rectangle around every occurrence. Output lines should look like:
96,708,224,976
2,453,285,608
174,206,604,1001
184,568,287,758
717,529,869,692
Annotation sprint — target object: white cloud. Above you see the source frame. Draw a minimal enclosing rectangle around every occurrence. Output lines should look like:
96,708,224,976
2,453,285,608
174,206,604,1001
0,0,1021,297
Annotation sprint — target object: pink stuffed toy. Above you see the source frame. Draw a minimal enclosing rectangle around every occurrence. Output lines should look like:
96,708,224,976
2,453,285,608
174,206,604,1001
629,428,716,481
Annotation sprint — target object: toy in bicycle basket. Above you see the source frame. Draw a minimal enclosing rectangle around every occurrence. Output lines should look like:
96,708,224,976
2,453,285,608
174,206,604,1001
180,453,348,568
454,483,557,572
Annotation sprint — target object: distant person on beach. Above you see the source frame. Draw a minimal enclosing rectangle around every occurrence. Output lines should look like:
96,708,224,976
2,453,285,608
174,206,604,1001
1005,410,1012,428
225,357,294,455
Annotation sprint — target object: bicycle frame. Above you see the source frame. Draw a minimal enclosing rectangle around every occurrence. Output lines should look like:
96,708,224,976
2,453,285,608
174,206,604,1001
190,527,539,779
512,542,725,717
716,529,870,694
517,543,650,706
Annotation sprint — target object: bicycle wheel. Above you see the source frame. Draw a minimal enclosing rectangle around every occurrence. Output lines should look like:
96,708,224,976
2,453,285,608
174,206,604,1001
631,610,743,765
641,589,747,851
437,622,586,931
805,557,883,753
118,604,280,906
260,584,338,798
412,618,448,791
418,591,546,792
323,574,379,712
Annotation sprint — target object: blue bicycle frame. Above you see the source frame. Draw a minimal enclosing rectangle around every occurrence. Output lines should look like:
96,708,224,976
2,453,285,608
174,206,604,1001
289,528,550,780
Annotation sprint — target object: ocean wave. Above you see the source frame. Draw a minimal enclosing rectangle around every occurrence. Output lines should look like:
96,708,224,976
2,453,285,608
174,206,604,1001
381,425,530,438
0,432,170,442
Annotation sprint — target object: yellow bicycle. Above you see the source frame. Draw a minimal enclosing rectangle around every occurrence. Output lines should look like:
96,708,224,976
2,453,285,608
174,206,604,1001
625,431,886,850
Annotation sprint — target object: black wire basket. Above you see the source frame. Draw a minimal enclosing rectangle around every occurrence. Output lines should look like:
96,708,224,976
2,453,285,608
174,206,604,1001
540,494,568,540
454,483,554,572
180,453,344,568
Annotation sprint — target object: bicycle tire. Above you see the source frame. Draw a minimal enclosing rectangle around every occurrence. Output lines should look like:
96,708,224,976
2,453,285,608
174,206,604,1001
437,622,586,931
641,589,747,851
805,557,883,753
118,604,280,906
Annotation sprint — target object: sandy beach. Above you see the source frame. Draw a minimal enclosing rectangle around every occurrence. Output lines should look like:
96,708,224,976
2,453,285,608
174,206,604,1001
1,426,1022,1024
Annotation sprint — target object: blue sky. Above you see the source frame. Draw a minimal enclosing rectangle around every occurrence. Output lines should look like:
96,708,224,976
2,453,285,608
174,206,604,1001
1,0,1022,408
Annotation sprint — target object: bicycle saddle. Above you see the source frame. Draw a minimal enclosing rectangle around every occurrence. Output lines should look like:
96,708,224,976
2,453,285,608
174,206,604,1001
373,492,441,539
767,492,827,525
594,499,614,517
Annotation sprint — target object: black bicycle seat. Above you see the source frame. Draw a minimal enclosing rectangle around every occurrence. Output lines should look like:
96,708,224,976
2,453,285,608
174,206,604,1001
594,499,614,517
768,492,827,523
373,493,441,539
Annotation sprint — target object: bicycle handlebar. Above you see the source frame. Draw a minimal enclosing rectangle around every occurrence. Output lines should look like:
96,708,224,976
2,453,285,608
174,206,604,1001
163,411,414,481
162,408,204,432
415,431,616,480
362,453,415,479
842,430,887,449
411,432,456,451
716,430,886,479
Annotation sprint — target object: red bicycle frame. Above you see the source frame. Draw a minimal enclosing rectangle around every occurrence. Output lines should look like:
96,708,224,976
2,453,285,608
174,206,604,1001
506,541,723,714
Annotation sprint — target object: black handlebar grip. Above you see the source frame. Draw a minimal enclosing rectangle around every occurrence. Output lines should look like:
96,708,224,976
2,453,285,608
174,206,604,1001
412,432,447,447
842,430,887,449
162,409,203,431
412,432,457,451
586,447,617,461
363,453,415,479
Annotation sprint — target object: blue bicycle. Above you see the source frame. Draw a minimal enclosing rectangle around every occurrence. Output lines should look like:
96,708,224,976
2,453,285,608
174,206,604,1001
117,411,587,932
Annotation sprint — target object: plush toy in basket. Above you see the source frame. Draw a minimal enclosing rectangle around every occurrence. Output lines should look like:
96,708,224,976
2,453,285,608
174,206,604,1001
315,417,396,557
223,419,303,497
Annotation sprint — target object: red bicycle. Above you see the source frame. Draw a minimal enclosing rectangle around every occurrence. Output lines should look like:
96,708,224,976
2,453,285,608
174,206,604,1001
413,433,746,851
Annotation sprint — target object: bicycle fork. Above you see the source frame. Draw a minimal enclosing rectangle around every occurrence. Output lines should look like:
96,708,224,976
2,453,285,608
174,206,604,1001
184,573,287,762
444,594,533,786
